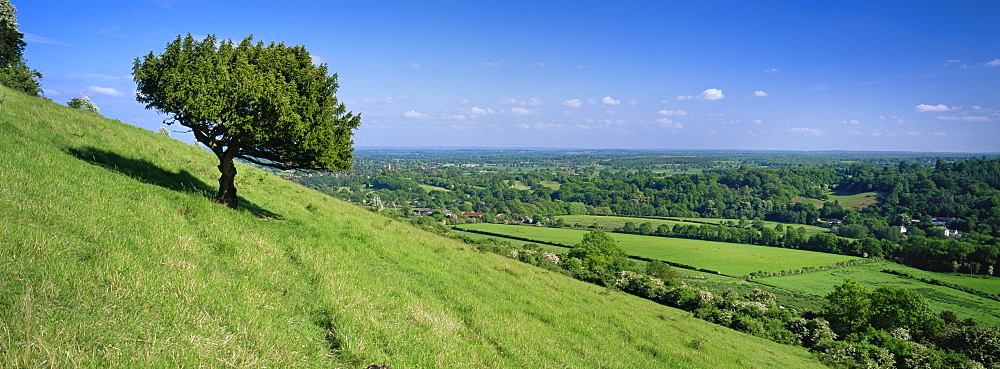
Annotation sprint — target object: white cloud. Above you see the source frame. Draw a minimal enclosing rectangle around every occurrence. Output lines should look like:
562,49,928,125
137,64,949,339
310,54,326,66
950,115,990,122
402,110,430,119
410,62,423,69
933,131,948,137
562,99,583,108
984,59,1000,67
441,114,468,120
754,90,768,97
359,97,398,104
23,33,72,46
764,68,779,73
516,122,564,130
84,86,125,96
678,88,724,101
483,60,507,66
43,89,61,96
751,120,763,124
601,96,621,105
788,127,824,136
840,119,861,125
468,107,497,115
935,115,989,122
656,118,683,129
510,107,532,115
914,104,951,112
500,97,542,106
657,109,687,116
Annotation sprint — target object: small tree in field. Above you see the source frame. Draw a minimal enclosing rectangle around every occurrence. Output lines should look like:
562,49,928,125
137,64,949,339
133,34,361,208
67,95,100,114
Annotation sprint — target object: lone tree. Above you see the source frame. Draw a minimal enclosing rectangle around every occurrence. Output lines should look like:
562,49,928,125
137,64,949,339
133,34,361,208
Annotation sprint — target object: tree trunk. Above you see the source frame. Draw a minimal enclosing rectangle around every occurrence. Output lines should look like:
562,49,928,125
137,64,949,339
216,154,239,208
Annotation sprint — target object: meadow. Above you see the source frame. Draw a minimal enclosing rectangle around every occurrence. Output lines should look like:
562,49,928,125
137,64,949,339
793,191,879,210
455,223,861,277
0,87,827,368
755,262,1000,326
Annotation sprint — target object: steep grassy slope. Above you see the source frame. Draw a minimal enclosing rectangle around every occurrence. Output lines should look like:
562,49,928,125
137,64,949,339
0,87,826,368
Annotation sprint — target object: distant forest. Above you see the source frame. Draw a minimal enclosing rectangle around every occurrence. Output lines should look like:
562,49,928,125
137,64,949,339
282,150,1000,277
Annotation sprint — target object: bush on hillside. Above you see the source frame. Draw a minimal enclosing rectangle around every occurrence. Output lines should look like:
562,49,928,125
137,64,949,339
67,95,100,114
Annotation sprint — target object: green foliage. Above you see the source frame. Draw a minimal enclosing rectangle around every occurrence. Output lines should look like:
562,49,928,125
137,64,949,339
645,260,679,284
822,280,945,343
133,34,360,207
937,324,1000,367
567,230,634,282
67,95,100,114
869,286,944,342
0,12,42,96
821,279,873,336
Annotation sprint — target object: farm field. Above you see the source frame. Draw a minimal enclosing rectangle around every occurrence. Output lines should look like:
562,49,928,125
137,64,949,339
755,262,1000,326
668,217,831,236
793,191,879,211
507,180,561,190
878,263,1000,298
455,223,861,277
449,229,737,280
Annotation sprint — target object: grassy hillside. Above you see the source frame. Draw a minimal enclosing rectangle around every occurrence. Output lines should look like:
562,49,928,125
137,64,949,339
0,87,826,368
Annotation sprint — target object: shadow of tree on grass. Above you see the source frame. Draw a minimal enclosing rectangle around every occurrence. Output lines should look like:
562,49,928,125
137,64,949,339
67,146,282,219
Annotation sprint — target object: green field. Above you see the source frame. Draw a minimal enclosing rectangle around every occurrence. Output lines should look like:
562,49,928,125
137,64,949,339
507,180,560,190
0,87,827,368
794,191,879,211
755,262,1000,326
419,183,450,192
449,229,736,280
455,223,861,277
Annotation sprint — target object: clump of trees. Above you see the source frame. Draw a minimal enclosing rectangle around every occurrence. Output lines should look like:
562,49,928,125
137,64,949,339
0,0,42,95
133,34,361,208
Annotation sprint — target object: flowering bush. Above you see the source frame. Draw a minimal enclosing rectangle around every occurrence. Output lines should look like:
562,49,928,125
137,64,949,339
67,95,100,114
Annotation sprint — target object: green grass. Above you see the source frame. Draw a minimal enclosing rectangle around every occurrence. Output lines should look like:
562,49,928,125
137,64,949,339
455,224,860,277
793,191,879,211
448,229,735,281
418,184,450,192
755,262,1000,326
0,87,826,368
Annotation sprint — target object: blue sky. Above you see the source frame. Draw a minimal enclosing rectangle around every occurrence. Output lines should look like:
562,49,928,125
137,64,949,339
16,1,1000,152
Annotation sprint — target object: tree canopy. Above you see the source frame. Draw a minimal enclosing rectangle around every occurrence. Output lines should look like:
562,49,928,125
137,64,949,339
0,0,42,96
133,34,361,208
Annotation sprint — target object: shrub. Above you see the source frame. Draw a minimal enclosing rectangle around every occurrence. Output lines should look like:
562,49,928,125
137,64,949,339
67,95,100,114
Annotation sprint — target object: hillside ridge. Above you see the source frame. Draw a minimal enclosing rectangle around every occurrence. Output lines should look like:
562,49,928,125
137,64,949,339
0,87,826,368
